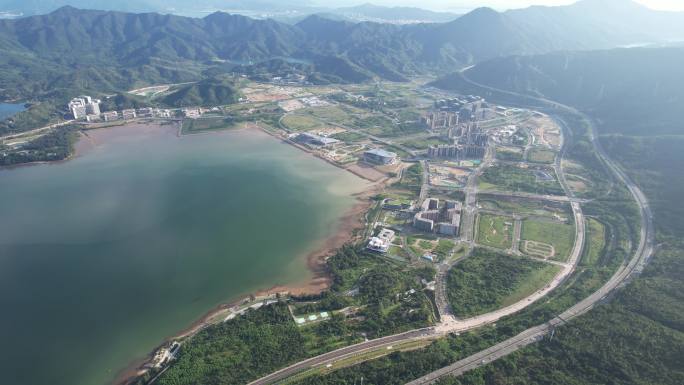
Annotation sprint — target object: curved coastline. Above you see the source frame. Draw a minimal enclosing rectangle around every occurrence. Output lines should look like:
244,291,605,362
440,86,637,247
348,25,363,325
65,121,379,385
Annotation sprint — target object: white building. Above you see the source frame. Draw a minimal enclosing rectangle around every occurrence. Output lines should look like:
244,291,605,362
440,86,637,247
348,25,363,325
366,228,395,253
68,96,101,120
121,109,137,120
102,111,119,122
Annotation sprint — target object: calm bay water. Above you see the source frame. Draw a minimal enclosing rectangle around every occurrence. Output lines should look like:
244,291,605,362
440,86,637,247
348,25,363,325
0,125,367,385
0,102,26,119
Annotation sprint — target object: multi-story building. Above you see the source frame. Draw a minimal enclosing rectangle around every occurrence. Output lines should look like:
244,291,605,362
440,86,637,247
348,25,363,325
414,198,462,236
428,144,461,159
68,96,101,120
364,148,398,165
424,111,458,130
102,111,119,122
121,109,137,120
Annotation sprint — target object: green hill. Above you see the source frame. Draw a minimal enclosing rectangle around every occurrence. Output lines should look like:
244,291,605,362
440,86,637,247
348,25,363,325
161,79,240,108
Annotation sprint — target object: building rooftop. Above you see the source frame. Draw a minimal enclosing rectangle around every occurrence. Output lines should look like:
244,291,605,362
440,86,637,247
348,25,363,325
365,148,397,158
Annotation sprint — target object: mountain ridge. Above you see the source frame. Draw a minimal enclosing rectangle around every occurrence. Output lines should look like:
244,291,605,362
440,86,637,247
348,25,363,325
2,1,684,101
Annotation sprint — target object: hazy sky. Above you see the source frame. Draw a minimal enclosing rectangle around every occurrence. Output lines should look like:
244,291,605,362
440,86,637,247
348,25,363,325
318,1,684,12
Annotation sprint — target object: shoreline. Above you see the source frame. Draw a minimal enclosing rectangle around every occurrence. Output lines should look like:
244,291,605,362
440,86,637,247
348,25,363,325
72,121,388,385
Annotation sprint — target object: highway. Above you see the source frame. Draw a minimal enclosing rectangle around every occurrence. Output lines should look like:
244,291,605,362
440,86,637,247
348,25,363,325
248,85,595,385
247,75,653,385
0,119,75,141
247,329,436,385
405,74,655,384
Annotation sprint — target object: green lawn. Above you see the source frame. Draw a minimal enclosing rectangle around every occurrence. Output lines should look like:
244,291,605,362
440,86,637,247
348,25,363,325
521,219,575,262
281,114,323,131
476,214,514,249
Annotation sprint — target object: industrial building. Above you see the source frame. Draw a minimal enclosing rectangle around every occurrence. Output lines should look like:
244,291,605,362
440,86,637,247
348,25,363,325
367,228,396,253
413,199,462,236
294,133,340,148
68,96,101,120
364,148,398,165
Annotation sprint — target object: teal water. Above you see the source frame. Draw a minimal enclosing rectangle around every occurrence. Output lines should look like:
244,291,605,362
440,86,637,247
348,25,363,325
0,125,367,385
0,102,26,119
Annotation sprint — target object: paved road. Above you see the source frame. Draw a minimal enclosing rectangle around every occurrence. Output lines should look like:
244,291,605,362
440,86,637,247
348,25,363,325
0,119,75,141
247,329,436,385
405,74,654,384
248,88,591,385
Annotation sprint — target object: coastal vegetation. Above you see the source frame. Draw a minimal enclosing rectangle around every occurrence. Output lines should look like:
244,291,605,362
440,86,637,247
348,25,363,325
153,303,305,385
0,125,78,166
150,245,436,385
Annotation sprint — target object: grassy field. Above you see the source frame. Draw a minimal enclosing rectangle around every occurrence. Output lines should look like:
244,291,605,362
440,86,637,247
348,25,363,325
281,114,323,131
407,236,455,261
395,163,423,193
402,136,450,150
478,197,570,218
496,146,524,161
521,219,575,262
583,218,607,266
528,148,557,164
446,249,559,317
476,214,514,249
479,164,564,196
331,131,366,143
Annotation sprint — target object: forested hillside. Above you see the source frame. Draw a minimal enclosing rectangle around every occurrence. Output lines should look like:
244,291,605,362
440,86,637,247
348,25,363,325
2,1,684,104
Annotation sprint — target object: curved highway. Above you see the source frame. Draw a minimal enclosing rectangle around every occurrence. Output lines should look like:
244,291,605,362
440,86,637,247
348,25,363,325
248,74,654,385
405,73,655,384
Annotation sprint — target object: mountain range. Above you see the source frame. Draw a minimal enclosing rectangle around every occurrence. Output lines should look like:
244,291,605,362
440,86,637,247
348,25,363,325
0,1,460,23
1,0,684,102
433,45,684,136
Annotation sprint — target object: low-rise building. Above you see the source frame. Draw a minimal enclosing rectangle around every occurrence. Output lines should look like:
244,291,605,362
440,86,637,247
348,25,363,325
364,148,398,165
294,133,340,148
102,111,119,122
138,107,155,118
367,228,395,253
122,109,137,120
183,108,201,119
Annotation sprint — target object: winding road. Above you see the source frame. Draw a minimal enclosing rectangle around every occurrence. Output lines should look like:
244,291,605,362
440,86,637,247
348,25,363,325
247,73,654,385
405,73,655,384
